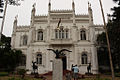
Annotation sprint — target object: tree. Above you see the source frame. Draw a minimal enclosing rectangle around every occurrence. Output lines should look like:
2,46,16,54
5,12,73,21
97,0,120,72
112,0,120,22
0,34,23,72
0,0,4,13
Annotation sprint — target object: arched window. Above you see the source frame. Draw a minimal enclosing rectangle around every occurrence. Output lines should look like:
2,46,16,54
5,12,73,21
36,54,42,64
23,35,28,45
81,53,87,64
80,30,86,40
37,30,43,41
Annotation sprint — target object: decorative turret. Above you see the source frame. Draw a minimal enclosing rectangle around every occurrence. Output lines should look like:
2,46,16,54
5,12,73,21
88,2,95,43
72,0,76,26
48,0,51,26
88,2,93,25
13,15,18,33
31,3,36,26
48,0,51,12
11,15,18,48
72,0,75,11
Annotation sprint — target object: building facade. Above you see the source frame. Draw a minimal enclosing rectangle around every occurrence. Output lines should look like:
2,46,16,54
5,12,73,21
11,1,103,74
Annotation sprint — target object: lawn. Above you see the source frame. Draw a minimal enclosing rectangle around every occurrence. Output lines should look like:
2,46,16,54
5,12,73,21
0,75,120,80
0,76,43,80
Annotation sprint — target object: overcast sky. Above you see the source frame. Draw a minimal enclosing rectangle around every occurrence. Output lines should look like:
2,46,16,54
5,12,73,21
0,0,117,37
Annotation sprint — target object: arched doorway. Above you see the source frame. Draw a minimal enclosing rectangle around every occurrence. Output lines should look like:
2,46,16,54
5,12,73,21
62,56,67,70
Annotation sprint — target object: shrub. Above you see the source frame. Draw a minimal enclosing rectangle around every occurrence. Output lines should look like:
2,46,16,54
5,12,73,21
115,72,120,77
0,72,9,76
8,77,15,80
17,69,26,79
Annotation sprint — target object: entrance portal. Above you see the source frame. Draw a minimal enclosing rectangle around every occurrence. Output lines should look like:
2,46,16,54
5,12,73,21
62,56,67,70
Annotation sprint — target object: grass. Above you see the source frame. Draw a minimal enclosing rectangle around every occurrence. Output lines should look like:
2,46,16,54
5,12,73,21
0,76,43,80
79,78,111,80
0,72,9,76
0,74,120,80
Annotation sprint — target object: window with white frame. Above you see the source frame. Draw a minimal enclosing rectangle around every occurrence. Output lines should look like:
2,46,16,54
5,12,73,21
37,30,43,41
81,53,87,64
55,29,69,39
36,54,42,64
80,29,86,40
23,35,28,45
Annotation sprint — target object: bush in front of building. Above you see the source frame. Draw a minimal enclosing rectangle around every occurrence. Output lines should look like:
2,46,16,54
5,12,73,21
17,69,27,79
0,72,9,76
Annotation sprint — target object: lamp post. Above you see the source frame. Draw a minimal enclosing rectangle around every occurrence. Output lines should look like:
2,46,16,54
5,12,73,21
98,0,115,80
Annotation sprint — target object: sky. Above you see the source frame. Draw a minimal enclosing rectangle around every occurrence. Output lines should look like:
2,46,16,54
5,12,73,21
0,0,117,37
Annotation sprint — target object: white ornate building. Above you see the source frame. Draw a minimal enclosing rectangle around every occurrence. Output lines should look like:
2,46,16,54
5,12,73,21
11,1,103,74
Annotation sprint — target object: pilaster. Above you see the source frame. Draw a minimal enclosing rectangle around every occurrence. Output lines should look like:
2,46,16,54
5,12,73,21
26,47,33,74
91,45,98,74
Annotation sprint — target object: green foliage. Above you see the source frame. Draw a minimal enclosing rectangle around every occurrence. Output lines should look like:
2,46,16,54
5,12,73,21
8,77,43,80
8,77,26,80
9,77,15,80
17,69,26,79
112,0,120,22
0,34,23,72
0,72,8,76
97,0,120,72
18,69,26,75
0,49,23,72
80,78,111,80
115,72,120,77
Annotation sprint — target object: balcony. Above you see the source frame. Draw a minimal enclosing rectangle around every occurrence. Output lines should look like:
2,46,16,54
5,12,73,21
50,39,73,45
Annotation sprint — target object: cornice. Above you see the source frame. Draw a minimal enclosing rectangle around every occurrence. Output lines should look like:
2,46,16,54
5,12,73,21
50,9,73,13
75,14,89,17
93,24,104,27
17,26,30,28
